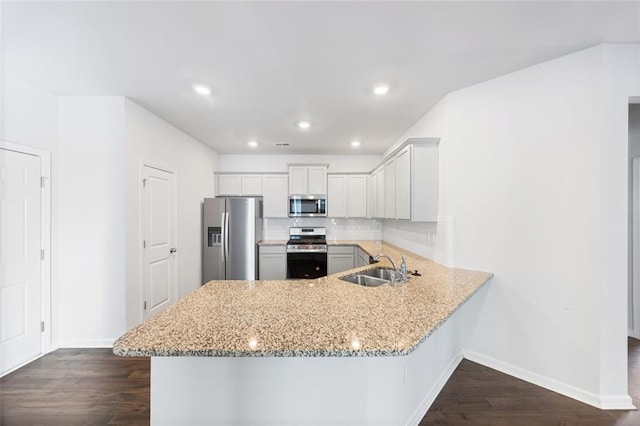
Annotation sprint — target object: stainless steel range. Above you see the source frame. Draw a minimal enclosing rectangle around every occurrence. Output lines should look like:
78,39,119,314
286,227,328,279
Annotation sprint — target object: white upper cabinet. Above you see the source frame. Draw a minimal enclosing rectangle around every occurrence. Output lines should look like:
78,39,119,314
217,174,241,195
368,139,439,222
307,166,327,195
262,174,288,218
411,143,439,222
395,146,411,220
241,175,263,196
347,175,367,218
216,173,288,218
288,165,327,195
327,175,347,217
367,174,376,219
384,158,396,219
288,166,308,195
217,174,263,196
374,166,385,219
327,174,368,218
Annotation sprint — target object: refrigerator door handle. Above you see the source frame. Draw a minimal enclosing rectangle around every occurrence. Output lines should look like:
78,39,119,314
224,212,230,262
221,212,227,262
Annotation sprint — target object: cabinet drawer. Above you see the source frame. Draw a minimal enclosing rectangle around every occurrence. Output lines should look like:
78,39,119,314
328,245,355,255
259,245,286,254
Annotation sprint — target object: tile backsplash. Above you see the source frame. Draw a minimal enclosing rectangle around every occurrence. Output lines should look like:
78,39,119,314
263,217,382,241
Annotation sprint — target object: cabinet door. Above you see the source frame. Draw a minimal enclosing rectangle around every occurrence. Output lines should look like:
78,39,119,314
241,175,263,196
259,246,287,280
347,175,367,218
307,166,327,195
375,167,385,219
217,174,241,195
327,175,347,217
411,143,439,222
384,158,396,219
357,248,370,267
288,166,307,195
395,146,411,220
262,174,288,218
328,254,355,275
367,174,376,218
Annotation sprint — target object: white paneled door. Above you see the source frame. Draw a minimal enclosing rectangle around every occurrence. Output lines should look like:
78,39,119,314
0,149,42,375
141,165,177,321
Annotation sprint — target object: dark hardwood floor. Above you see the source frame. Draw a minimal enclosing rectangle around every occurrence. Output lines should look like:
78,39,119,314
1,340,639,425
421,338,640,426
0,349,150,425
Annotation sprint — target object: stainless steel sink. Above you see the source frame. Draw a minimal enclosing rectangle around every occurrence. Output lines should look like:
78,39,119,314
360,267,400,282
339,267,400,287
340,274,389,287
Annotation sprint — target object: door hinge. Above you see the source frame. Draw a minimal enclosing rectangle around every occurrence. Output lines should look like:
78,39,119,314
40,249,45,260
40,176,46,188
143,240,146,249
41,321,45,332
142,178,147,188
143,301,147,310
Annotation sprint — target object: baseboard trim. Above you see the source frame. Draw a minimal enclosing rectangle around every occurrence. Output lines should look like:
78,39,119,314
406,351,463,426
0,352,47,378
463,349,635,410
58,338,115,348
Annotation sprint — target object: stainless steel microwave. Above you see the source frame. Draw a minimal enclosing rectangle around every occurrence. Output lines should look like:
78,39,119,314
289,195,327,217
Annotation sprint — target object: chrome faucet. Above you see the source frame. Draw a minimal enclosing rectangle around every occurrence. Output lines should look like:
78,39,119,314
373,253,408,284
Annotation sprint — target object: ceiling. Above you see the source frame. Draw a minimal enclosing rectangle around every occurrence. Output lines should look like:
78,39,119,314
3,1,640,155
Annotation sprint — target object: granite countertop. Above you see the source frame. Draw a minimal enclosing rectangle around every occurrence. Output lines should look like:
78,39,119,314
113,241,492,358
257,240,288,246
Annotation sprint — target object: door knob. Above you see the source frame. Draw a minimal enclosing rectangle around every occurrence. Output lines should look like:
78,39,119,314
170,248,177,253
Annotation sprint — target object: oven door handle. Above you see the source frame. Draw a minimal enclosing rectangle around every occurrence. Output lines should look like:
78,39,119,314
287,249,328,254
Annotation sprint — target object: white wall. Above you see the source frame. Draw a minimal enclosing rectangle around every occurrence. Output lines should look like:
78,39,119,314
124,99,218,330
58,97,126,347
217,154,381,173
383,44,640,407
1,40,62,346
13,94,218,344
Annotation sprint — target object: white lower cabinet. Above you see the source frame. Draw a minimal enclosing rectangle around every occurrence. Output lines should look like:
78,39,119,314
356,247,370,268
259,245,287,280
328,246,355,275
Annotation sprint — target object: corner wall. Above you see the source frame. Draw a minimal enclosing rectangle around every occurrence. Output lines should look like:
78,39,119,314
383,44,640,407
58,97,126,347
124,99,219,330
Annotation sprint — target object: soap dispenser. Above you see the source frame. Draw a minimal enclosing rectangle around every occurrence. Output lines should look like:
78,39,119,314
400,254,408,283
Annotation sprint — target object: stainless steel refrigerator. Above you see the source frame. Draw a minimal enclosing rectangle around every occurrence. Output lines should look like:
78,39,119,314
202,197,263,283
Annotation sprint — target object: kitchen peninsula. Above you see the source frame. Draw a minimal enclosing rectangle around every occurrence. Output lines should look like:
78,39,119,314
114,242,492,424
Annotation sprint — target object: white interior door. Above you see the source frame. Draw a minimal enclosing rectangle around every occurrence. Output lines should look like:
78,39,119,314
0,149,42,375
142,165,177,320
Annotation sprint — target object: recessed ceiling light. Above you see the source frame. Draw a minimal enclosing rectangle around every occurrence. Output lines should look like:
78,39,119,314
192,84,211,96
247,140,258,148
373,84,390,96
297,120,311,130
350,140,361,148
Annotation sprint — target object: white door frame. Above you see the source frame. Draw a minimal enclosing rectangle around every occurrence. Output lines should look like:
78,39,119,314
632,158,640,338
139,161,179,322
0,140,52,368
